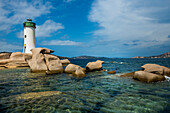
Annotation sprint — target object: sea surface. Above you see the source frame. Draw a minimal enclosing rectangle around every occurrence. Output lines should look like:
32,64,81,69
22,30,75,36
0,58,170,113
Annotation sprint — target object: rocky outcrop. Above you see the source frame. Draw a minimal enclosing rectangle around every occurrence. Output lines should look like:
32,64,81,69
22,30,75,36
27,48,65,74
44,54,63,74
117,64,169,83
27,48,51,73
0,52,32,68
133,71,165,83
60,59,70,66
141,64,170,77
0,52,12,60
6,52,29,67
65,64,84,73
107,70,116,74
0,59,11,66
72,67,86,78
86,60,104,72
24,53,32,61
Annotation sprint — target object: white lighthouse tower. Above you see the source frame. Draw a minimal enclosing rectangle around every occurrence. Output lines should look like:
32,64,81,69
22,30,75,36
23,19,36,54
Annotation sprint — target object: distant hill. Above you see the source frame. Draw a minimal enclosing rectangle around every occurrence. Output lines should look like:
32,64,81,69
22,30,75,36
55,56,71,59
132,52,170,58
71,56,109,59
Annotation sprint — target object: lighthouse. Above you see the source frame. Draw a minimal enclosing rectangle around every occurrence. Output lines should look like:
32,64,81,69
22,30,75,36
23,19,36,54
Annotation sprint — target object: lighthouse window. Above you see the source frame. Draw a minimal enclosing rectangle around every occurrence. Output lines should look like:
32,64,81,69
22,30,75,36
25,35,26,38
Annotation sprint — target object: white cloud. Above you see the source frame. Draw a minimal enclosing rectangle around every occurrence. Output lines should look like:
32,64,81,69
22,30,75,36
41,40,82,46
36,20,64,38
0,0,52,31
0,41,21,51
17,20,64,38
89,0,170,48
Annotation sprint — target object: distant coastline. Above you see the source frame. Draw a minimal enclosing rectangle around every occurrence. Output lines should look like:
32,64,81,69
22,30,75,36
1,52,170,59
132,52,170,59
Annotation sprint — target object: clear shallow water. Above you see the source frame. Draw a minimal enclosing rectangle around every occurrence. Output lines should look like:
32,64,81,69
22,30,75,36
0,58,170,113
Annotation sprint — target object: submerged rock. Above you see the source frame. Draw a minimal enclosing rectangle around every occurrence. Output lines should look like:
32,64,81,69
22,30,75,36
100,93,168,113
133,71,165,83
17,91,63,100
109,61,115,63
107,70,116,74
86,60,104,72
120,72,135,77
44,54,63,74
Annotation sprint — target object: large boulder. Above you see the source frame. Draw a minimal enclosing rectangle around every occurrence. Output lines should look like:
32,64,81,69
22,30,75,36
0,52,31,68
60,59,70,66
72,67,86,78
86,60,104,72
133,71,165,83
44,54,63,74
65,64,84,73
10,52,26,62
5,52,29,67
141,64,170,77
163,66,170,77
27,48,51,73
0,52,12,60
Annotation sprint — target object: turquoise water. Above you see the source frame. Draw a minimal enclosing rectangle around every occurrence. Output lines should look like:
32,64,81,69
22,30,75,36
0,58,170,113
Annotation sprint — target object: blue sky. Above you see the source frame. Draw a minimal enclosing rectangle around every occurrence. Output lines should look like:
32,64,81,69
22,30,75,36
0,0,170,58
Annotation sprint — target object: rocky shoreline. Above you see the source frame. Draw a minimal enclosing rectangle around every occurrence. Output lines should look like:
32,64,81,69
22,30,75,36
0,48,170,83
0,48,104,78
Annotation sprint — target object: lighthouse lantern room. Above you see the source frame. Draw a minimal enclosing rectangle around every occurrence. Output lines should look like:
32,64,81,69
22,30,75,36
23,19,36,54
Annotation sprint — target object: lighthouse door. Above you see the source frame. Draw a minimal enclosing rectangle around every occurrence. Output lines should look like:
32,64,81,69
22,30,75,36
23,46,26,53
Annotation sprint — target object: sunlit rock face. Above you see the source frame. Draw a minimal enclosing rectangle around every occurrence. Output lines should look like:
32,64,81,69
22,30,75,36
133,71,165,83
60,59,70,66
27,48,64,74
27,48,49,73
72,66,86,78
86,60,104,72
65,64,84,73
0,52,31,68
44,54,63,74
0,52,12,60
141,64,170,77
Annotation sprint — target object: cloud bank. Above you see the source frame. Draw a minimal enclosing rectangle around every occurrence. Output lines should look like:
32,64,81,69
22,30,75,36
88,0,170,56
